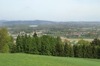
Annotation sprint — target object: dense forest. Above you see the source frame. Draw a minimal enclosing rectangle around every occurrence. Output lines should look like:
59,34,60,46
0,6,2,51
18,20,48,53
0,28,100,59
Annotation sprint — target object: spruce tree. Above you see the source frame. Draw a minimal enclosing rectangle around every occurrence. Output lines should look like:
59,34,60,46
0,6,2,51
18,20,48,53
55,36,64,56
64,42,69,57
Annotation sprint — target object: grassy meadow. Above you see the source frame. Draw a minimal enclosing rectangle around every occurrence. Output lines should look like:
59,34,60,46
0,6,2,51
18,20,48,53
0,53,100,66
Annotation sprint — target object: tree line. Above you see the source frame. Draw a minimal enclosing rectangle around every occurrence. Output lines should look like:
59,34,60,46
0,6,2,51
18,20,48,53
15,33,100,59
0,28,100,59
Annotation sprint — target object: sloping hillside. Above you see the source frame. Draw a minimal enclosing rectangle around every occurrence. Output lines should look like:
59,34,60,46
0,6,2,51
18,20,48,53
0,53,100,66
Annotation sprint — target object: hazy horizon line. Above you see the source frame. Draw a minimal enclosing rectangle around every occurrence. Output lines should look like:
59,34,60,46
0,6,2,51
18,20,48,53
0,19,100,22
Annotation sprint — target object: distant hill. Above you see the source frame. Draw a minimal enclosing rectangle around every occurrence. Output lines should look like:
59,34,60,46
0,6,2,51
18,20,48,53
0,20,7,26
2,20,57,26
1,20,100,26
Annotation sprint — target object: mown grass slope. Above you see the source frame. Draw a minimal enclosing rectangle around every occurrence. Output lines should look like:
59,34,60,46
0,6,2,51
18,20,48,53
0,53,100,66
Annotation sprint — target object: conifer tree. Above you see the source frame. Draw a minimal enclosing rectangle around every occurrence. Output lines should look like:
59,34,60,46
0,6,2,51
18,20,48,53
64,42,69,57
55,36,64,56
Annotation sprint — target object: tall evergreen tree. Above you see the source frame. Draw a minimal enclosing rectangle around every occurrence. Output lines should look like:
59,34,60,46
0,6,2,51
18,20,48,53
33,32,37,37
96,46,100,59
73,45,79,57
91,38,100,46
69,44,74,57
64,42,69,57
40,35,51,55
55,36,64,56
16,35,23,52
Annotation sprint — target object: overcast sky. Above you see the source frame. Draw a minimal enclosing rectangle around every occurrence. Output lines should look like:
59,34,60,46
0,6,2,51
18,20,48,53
0,0,100,21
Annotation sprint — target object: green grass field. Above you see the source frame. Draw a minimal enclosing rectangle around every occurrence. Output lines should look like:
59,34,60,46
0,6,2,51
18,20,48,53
0,53,100,66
